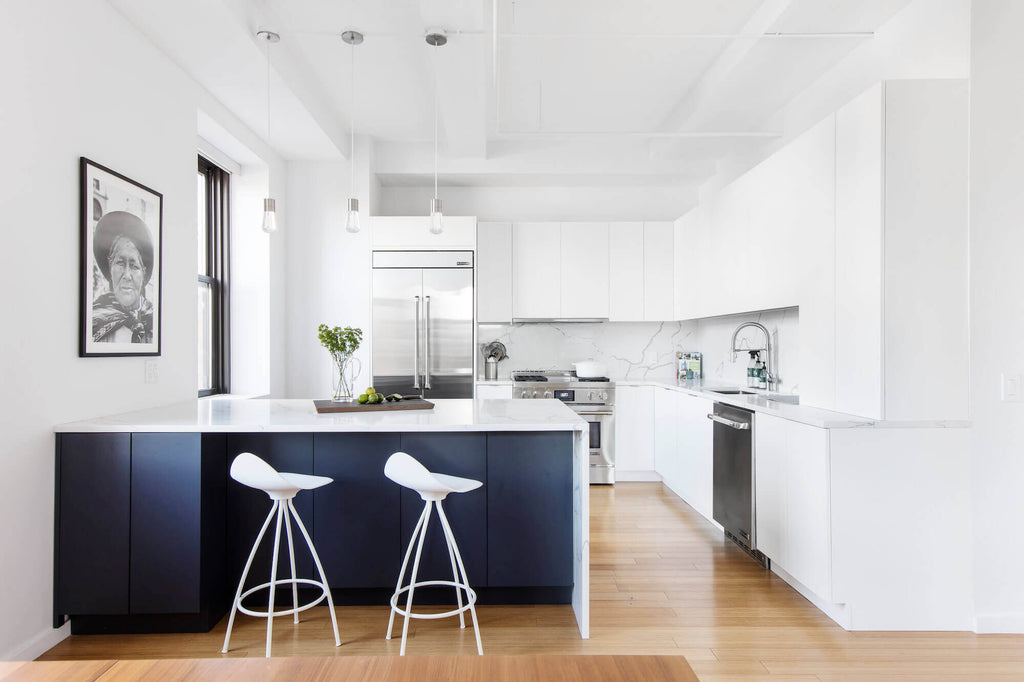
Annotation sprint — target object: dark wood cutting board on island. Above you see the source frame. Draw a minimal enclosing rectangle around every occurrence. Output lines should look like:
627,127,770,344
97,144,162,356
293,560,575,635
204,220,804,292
313,398,434,413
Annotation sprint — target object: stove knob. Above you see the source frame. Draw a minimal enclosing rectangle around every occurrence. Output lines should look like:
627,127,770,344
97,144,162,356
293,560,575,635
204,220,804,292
520,390,529,399
544,390,552,399
600,392,608,401
532,391,539,399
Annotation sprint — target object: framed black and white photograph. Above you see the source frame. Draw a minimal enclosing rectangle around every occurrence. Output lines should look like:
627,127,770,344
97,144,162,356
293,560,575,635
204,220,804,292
80,157,162,357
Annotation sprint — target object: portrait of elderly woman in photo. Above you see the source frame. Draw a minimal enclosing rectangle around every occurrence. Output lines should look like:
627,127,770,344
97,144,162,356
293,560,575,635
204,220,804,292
91,211,155,344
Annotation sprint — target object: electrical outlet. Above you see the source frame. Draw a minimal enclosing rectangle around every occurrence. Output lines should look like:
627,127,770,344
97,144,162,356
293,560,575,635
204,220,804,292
1001,373,1022,402
144,359,159,384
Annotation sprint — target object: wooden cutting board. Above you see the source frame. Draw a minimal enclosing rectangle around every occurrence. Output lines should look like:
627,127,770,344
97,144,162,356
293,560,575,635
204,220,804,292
313,398,434,413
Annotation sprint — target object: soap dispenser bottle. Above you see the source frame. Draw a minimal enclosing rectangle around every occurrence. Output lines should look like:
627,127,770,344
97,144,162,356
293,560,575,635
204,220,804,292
747,351,758,388
755,355,767,389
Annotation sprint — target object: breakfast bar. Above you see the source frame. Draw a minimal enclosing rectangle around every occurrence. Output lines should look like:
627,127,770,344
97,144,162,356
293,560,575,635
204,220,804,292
52,399,590,638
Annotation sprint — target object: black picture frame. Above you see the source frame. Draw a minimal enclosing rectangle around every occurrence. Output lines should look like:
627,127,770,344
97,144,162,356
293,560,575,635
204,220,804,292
80,157,163,357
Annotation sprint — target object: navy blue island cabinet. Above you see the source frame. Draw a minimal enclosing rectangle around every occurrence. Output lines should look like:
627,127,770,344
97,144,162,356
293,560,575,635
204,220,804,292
53,429,573,634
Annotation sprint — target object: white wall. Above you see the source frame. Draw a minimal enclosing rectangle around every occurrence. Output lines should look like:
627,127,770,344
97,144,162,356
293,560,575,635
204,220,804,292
283,137,372,398
376,184,693,223
0,0,195,659
970,0,1024,633
0,0,288,659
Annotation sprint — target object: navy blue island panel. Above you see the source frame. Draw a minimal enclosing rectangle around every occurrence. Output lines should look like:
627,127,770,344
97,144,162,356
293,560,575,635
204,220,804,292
53,428,575,634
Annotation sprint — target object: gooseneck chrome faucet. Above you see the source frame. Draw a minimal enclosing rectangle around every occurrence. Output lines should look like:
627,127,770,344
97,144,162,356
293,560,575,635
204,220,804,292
730,321,775,391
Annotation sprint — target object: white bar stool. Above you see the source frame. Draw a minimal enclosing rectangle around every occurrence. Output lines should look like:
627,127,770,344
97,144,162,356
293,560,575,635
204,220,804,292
384,452,483,656
221,452,341,658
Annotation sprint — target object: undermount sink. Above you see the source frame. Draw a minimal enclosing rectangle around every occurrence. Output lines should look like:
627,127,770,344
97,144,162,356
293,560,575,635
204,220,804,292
706,388,801,405
709,388,757,395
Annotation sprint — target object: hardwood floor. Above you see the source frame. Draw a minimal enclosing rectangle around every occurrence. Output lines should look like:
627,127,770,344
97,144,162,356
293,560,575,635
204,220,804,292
39,482,1024,680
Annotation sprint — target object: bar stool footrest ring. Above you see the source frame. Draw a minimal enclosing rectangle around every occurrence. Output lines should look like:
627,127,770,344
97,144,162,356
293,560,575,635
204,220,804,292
389,580,477,620
237,578,330,619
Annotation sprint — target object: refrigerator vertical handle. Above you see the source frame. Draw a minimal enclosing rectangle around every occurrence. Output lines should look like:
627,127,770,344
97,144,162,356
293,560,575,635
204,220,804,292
413,296,421,390
424,296,432,390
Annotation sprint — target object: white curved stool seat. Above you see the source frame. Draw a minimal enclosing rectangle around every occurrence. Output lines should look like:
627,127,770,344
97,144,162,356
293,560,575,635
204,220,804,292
384,452,483,656
222,452,340,658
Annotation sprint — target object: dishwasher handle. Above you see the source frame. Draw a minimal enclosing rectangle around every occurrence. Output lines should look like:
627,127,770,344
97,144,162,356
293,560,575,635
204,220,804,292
707,413,751,430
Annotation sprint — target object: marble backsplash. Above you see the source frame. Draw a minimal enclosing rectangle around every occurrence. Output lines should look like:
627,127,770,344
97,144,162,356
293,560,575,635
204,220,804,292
478,307,800,394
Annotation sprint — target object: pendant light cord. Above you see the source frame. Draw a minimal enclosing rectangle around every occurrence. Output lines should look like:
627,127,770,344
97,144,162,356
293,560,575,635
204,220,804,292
350,42,356,185
266,37,272,144
433,45,438,201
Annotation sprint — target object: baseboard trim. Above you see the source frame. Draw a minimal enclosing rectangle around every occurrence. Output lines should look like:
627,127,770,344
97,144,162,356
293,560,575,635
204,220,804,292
975,613,1024,633
770,564,852,630
614,470,661,482
2,623,69,661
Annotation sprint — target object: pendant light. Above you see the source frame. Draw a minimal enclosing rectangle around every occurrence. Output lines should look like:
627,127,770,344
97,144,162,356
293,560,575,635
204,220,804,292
257,30,280,234
426,30,447,235
342,30,363,233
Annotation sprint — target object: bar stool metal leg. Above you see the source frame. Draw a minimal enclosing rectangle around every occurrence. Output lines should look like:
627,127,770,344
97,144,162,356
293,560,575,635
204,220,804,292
437,501,483,655
265,501,284,658
386,502,430,641
283,502,300,625
441,500,466,629
287,499,341,647
222,500,278,654
400,500,432,656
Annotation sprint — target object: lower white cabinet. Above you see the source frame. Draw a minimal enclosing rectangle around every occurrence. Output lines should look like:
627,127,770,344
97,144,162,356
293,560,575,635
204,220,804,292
475,383,513,399
653,388,677,484
652,388,714,523
673,392,714,521
614,385,655,476
755,413,831,601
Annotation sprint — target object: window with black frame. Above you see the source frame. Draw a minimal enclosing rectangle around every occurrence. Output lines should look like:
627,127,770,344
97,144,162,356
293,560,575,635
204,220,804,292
197,156,229,396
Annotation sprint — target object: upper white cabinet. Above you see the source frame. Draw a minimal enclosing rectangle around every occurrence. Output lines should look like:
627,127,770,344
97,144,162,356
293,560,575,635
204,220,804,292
643,222,674,321
609,223,644,321
560,223,609,319
835,80,969,420
512,222,561,320
371,216,476,249
608,222,675,322
477,222,513,323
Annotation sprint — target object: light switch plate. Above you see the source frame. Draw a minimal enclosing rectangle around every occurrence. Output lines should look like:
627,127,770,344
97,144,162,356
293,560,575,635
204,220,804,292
1001,373,1022,402
144,359,159,384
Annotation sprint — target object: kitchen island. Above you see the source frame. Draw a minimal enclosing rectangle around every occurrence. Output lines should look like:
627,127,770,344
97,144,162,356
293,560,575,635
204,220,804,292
53,398,590,638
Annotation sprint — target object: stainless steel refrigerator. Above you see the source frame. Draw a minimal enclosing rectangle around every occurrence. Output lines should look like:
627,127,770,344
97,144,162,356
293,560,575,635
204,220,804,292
371,251,474,399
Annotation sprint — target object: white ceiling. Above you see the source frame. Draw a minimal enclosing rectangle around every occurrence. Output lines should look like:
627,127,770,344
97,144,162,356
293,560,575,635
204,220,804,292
108,0,913,194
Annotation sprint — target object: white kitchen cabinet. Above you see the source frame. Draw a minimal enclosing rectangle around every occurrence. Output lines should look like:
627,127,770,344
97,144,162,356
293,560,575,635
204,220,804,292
477,222,512,323
475,383,513,399
642,222,674,321
652,388,677,487
673,391,714,522
608,222,644,322
560,223,609,319
613,385,655,478
371,216,476,249
755,413,831,601
673,209,706,321
512,222,560,320
834,80,969,420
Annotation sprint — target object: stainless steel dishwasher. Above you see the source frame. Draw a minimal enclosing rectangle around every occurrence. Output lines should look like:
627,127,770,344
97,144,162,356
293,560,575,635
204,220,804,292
708,403,768,566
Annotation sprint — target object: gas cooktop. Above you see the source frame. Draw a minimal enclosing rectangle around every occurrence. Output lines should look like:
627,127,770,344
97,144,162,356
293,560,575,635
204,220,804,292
512,370,611,383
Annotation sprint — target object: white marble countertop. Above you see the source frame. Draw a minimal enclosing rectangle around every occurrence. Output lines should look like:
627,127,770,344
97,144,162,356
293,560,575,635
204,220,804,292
617,380,970,429
54,398,588,433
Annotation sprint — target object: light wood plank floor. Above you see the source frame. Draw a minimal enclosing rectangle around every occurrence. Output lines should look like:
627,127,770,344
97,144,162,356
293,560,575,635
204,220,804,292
39,482,1024,680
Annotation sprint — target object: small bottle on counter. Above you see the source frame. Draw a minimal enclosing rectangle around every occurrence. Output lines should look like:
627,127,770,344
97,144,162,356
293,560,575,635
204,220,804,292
747,352,758,388
756,356,767,389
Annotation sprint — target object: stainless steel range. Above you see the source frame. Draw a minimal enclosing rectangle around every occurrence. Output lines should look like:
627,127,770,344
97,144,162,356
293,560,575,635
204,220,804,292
513,370,615,485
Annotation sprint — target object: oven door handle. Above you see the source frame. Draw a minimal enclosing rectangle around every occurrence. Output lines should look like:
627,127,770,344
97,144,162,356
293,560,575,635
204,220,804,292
578,411,614,417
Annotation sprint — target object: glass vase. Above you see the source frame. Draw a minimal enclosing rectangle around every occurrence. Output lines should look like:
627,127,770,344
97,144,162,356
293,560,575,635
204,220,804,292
331,353,362,402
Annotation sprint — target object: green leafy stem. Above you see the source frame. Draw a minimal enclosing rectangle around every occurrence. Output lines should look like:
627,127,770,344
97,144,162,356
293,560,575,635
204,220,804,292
318,324,363,358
